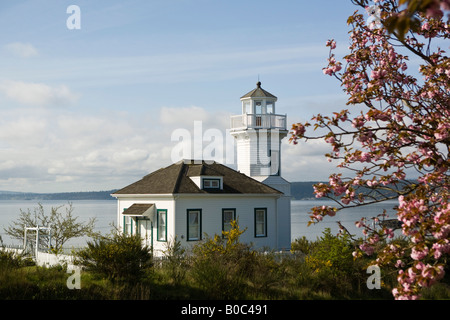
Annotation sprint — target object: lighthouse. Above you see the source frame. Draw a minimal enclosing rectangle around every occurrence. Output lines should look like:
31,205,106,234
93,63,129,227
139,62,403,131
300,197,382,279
230,82,291,250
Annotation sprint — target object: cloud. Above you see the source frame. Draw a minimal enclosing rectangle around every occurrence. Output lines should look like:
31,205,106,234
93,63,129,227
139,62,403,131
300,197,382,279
160,106,211,126
0,105,172,192
0,103,341,193
0,80,79,107
281,139,339,182
5,42,38,58
159,105,231,132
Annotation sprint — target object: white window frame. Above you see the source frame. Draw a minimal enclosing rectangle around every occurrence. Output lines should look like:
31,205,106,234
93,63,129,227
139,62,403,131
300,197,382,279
157,209,167,242
123,214,133,235
202,178,221,189
187,209,202,241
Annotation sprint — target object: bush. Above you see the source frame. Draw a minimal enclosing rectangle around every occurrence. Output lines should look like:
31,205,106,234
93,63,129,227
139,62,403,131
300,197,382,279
308,228,355,273
189,221,256,299
291,236,313,255
0,249,34,269
161,236,188,286
74,230,153,283
246,251,288,298
303,228,365,297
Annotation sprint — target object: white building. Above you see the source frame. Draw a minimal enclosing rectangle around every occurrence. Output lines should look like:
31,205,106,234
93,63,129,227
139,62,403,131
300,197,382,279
230,81,291,250
112,82,291,255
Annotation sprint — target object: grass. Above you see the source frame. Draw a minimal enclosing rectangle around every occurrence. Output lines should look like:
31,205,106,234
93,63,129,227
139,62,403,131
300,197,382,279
1,229,449,300
0,255,392,300
0,262,404,300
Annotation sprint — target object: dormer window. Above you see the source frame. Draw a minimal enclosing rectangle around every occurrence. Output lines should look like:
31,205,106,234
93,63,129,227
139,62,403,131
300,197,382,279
202,178,221,189
189,174,223,190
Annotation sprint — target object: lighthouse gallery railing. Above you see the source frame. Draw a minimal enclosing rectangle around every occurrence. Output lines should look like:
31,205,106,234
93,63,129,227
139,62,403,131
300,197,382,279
230,114,287,131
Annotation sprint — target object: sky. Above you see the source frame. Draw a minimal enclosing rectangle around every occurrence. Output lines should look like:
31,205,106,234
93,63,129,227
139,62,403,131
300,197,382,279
0,0,365,193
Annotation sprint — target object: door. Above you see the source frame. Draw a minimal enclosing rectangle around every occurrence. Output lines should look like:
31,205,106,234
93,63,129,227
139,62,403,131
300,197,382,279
137,218,152,248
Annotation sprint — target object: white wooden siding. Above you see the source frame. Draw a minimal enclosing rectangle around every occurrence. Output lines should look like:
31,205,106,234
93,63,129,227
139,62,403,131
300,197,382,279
174,195,279,251
115,193,288,256
233,130,283,177
117,196,176,256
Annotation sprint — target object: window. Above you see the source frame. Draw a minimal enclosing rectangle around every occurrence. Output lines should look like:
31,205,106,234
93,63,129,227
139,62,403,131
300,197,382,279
243,100,251,114
255,101,262,114
222,208,236,236
157,209,167,242
187,209,202,241
266,101,274,114
203,178,220,189
254,208,267,237
123,213,133,235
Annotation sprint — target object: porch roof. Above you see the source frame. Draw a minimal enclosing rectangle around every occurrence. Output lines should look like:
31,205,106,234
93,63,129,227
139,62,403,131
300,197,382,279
123,203,155,217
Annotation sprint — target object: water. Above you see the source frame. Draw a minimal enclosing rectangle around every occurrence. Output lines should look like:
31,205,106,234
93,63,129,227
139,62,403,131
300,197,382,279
0,199,400,248
0,200,117,247
291,199,399,241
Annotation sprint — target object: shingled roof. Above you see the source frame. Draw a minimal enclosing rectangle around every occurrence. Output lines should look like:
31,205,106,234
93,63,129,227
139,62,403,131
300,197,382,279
240,81,277,99
112,160,282,195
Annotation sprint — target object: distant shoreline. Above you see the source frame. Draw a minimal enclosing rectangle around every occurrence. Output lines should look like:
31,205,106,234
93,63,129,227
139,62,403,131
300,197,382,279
0,182,322,201
0,190,118,201
0,180,402,201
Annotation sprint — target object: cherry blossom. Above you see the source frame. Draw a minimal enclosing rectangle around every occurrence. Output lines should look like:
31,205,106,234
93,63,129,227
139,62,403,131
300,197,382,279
290,0,449,299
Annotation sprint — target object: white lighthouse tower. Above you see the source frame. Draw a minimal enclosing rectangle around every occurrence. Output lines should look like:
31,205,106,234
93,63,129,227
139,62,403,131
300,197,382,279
230,81,291,250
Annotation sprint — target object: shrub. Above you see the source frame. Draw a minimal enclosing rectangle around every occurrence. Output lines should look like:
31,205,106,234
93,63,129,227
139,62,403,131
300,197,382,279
189,221,254,299
161,236,188,286
0,249,34,269
304,228,365,297
74,230,153,283
291,236,314,255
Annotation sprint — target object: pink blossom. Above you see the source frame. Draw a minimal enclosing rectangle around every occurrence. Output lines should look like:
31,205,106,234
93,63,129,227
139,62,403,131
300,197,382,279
366,179,378,187
323,67,334,76
433,225,450,239
434,123,450,140
422,22,431,31
351,117,365,128
291,123,306,137
432,241,450,259
384,228,394,239
360,152,372,162
395,260,404,268
326,39,336,49
325,136,335,144
411,246,429,261
359,242,375,255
